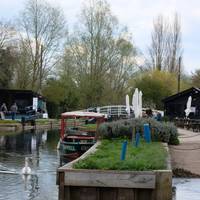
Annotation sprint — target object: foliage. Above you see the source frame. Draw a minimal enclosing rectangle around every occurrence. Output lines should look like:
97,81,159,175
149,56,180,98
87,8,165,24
0,48,16,88
42,77,79,117
192,69,200,88
59,0,137,108
74,139,167,170
131,70,177,109
0,0,190,116
129,70,191,109
98,118,179,145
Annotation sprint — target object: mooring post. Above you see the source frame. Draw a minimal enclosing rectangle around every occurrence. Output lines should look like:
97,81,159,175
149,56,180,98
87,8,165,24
132,127,136,145
120,141,127,160
144,124,151,143
135,132,140,147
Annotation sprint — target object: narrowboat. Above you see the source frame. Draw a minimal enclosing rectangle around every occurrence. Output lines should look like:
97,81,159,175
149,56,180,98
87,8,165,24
58,111,105,154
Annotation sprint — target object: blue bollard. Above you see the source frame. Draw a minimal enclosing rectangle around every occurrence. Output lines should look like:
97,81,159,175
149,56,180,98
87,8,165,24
135,132,140,147
144,124,151,143
120,141,127,160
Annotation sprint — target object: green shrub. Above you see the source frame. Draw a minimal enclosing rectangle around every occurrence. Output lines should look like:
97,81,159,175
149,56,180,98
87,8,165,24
98,118,179,145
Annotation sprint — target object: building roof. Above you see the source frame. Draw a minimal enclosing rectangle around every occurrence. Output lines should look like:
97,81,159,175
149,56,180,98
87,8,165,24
163,87,200,103
0,88,43,98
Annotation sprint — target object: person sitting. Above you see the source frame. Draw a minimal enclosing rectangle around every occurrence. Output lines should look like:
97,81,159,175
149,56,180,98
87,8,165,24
0,103,8,120
10,103,18,120
156,112,162,121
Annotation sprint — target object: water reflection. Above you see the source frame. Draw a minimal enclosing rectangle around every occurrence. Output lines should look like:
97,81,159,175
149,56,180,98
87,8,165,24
173,178,200,200
0,129,60,200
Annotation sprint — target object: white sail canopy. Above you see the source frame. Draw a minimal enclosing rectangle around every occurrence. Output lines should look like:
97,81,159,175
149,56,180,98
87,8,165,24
132,88,143,118
138,91,143,117
125,94,130,117
185,96,192,117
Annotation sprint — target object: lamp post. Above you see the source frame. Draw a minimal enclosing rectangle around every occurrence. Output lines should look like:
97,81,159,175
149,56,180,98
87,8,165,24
177,56,181,93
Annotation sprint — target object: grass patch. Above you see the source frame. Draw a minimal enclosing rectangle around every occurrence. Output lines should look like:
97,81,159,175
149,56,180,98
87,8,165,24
35,119,60,124
74,139,167,171
0,120,20,124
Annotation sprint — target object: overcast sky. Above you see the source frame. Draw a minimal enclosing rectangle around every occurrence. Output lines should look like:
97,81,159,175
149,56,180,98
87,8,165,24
0,0,200,74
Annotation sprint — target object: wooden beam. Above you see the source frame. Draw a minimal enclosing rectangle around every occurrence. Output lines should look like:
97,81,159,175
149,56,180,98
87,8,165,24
64,170,155,189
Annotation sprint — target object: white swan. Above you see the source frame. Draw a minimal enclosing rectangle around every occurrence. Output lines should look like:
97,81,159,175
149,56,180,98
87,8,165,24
21,157,31,175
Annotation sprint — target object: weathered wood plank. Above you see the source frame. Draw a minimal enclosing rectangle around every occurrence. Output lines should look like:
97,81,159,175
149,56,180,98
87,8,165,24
138,189,153,200
70,187,97,200
64,170,155,189
99,188,117,200
152,170,172,200
58,172,65,200
117,188,135,200
65,186,70,200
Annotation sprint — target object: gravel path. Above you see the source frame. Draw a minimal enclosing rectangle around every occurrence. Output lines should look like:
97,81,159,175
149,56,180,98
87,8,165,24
169,128,200,175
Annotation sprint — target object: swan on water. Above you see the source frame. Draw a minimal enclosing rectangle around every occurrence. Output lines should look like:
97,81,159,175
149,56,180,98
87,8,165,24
21,157,31,175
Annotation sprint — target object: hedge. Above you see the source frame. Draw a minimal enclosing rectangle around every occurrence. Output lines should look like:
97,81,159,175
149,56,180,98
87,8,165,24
98,118,179,145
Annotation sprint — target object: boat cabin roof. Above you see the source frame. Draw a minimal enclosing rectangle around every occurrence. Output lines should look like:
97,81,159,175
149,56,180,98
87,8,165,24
61,111,105,118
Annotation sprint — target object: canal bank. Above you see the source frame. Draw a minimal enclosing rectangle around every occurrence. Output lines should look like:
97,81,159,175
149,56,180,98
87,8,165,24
0,119,60,132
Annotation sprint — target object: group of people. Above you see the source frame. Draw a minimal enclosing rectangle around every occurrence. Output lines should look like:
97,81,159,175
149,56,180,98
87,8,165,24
0,102,18,120
142,108,162,121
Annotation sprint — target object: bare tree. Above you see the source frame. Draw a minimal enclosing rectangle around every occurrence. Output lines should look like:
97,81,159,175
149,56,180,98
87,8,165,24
14,40,32,89
148,13,182,72
0,20,17,88
149,15,168,71
17,0,66,92
0,21,16,49
167,13,182,73
61,0,137,107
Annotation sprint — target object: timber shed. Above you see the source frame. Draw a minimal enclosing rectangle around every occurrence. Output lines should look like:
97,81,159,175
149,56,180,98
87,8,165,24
0,89,46,114
163,87,200,119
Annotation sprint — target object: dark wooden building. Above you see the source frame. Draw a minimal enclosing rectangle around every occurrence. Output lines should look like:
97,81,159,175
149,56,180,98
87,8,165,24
163,87,200,119
0,89,46,114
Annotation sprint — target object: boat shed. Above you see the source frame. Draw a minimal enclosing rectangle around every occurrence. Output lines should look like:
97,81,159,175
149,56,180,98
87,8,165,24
0,89,46,114
163,87,200,119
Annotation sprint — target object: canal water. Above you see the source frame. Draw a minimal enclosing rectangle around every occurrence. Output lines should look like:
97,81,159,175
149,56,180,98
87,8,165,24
173,178,200,200
0,129,61,200
1,129,200,200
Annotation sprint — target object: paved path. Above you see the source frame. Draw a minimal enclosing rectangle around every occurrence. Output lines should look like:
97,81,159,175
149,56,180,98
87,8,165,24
169,128,200,175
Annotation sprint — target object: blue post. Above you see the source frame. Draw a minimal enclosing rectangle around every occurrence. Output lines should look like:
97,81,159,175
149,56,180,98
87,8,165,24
120,141,127,160
135,132,140,147
144,124,151,143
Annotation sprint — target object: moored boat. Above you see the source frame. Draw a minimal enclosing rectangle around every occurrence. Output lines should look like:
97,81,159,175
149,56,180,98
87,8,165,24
58,111,105,153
